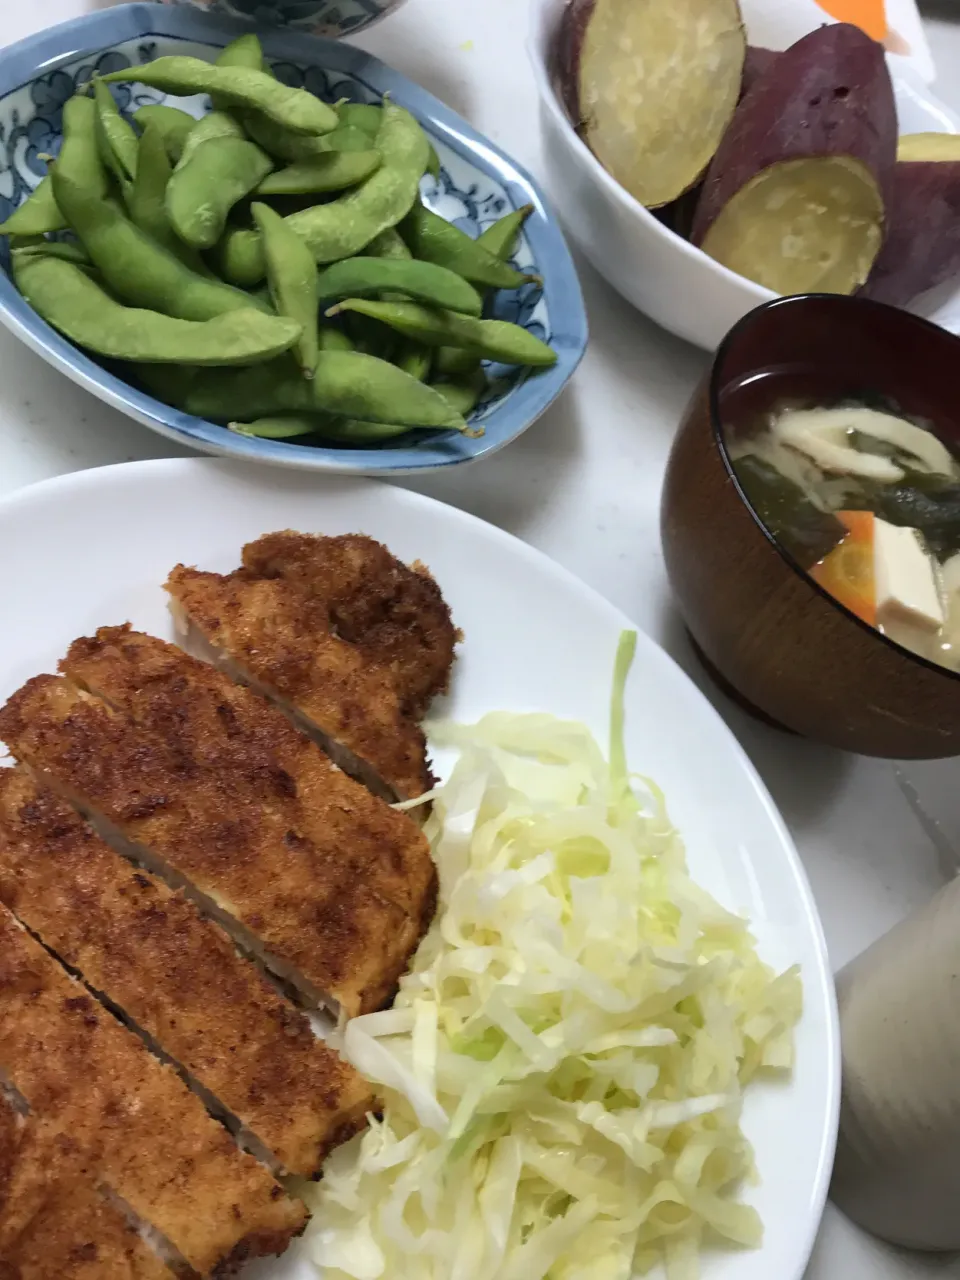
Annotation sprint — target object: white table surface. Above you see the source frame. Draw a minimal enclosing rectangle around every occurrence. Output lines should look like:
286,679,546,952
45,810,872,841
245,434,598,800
3,1,960,1275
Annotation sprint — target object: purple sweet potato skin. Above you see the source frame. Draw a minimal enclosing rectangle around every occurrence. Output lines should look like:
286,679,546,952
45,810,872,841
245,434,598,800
742,47,781,98
692,23,897,246
861,161,960,307
554,0,595,126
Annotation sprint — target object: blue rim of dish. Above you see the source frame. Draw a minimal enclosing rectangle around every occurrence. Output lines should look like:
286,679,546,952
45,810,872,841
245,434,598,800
0,2,588,475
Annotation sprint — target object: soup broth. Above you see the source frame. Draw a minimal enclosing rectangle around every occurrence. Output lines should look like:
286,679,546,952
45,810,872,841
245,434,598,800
721,368,960,674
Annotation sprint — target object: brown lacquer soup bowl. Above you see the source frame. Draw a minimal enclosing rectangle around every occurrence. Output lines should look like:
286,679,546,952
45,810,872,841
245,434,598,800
661,293,960,758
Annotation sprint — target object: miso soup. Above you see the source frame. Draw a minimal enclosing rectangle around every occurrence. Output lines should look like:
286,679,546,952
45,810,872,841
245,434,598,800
721,370,960,674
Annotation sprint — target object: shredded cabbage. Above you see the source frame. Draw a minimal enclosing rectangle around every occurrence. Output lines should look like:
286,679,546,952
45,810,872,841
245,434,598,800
306,632,802,1280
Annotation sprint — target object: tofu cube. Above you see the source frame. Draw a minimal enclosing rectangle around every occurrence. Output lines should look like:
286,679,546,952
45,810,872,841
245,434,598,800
874,518,944,634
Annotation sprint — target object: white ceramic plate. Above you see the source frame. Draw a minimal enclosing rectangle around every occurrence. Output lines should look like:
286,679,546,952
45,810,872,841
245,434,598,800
0,458,839,1280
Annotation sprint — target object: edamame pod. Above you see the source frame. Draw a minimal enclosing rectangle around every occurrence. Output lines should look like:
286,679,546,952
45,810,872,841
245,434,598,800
130,123,209,272
477,203,534,260
252,201,319,375
337,104,382,137
93,80,139,183
216,34,264,72
425,143,441,179
257,150,380,196
176,110,247,167
396,341,432,381
219,101,428,284
329,298,557,367
241,112,330,162
317,257,482,315
14,255,301,365
229,414,319,439
433,345,481,377
167,136,273,249
181,350,466,428
0,176,67,237
10,240,90,266
103,59,337,137
133,104,196,163
432,369,487,417
317,419,415,442
401,200,534,289
365,227,412,260
318,325,355,352
53,170,265,321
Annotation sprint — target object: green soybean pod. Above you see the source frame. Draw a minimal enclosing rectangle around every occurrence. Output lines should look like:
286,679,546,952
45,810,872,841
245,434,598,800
103,59,337,137
176,110,247,167
396,341,432,382
10,239,90,266
401,200,534,289
477,203,534,261
219,101,429,285
216,33,264,72
317,257,482,315
241,111,329,162
129,123,208,273
252,202,318,375
317,418,415,443
318,325,354,352
365,227,412,260
0,176,68,237
257,150,380,196
53,170,266,321
229,414,319,439
329,298,558,367
425,143,441,179
133,104,197,163
167,136,273,250
93,79,139,183
182,350,465,427
56,95,111,199
432,369,487,417
337,104,382,138
13,255,301,365
433,346,481,377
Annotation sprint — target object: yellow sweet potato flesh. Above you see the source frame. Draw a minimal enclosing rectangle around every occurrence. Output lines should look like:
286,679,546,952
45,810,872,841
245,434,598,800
700,155,884,295
898,133,960,163
578,0,745,208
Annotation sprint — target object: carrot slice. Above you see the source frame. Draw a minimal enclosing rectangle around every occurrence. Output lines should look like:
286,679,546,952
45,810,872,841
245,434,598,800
810,510,877,626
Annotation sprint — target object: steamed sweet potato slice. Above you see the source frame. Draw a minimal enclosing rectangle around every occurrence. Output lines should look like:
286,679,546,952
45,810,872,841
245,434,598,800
898,133,960,163
693,23,896,295
556,0,745,208
861,161,960,307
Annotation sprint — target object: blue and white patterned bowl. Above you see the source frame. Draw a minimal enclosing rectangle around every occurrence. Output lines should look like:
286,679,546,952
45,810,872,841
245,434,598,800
163,0,407,40
0,3,587,475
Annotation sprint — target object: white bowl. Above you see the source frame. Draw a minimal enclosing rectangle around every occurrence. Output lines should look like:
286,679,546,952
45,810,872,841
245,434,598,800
528,0,960,351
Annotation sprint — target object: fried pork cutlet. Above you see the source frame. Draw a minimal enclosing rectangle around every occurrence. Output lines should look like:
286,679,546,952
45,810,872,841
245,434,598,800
62,625,436,927
166,531,458,801
0,1096,172,1280
0,676,423,1017
0,766,374,1179
0,906,306,1277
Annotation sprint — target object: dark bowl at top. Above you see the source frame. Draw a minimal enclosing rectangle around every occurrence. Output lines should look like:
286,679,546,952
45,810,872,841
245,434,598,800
661,293,960,759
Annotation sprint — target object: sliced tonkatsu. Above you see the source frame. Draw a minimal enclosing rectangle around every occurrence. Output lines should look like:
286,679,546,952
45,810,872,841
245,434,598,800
166,531,458,801
0,1096,173,1280
0,766,375,1178
0,675,424,1016
62,625,436,926
0,906,307,1277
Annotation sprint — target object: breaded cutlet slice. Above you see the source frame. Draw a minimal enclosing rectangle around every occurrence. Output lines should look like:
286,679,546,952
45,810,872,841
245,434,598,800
0,676,422,1017
166,531,458,801
0,906,307,1277
0,1096,173,1280
244,532,458,717
62,625,436,926
0,766,375,1179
